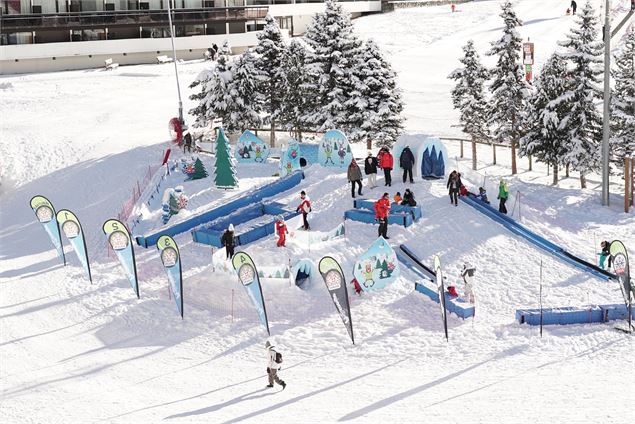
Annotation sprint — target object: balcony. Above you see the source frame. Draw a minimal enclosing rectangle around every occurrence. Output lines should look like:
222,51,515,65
0,7,269,33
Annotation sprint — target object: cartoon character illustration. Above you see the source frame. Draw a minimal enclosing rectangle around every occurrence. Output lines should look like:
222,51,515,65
362,261,375,288
323,142,335,165
290,145,298,159
337,142,347,165
285,161,293,174
254,145,264,162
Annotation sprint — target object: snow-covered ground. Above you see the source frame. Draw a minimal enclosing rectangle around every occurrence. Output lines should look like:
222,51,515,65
2,1,635,423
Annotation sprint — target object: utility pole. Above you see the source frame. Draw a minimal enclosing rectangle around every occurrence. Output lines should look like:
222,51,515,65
167,0,184,125
601,0,611,206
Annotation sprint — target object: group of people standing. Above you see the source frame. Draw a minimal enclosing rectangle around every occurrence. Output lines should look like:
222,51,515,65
446,170,509,214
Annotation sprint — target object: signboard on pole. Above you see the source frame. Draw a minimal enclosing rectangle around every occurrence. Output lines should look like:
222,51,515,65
523,41,534,81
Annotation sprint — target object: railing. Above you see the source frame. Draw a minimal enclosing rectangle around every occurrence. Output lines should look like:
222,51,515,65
0,7,268,32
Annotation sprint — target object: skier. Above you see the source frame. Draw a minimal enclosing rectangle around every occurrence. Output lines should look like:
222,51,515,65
364,151,379,189
446,170,462,206
275,215,288,247
347,159,363,198
599,240,613,270
497,178,509,214
296,191,311,230
221,224,236,259
401,188,416,206
183,130,193,154
265,341,286,389
476,187,490,204
374,192,391,239
379,147,393,187
570,0,577,14
460,262,476,303
400,145,415,184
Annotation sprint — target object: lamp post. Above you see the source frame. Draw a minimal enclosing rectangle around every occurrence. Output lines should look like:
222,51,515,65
601,0,611,206
167,0,184,125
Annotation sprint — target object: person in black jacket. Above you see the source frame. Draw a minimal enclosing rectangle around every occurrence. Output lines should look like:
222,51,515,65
446,170,462,206
401,188,417,206
364,151,378,189
221,224,236,259
400,146,415,184
570,0,577,14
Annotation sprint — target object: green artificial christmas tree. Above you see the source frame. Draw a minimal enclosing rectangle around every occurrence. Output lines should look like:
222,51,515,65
214,128,238,189
191,157,208,180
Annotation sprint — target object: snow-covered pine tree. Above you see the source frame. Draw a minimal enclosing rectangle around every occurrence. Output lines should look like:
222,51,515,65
225,49,262,133
555,0,603,188
303,0,362,135
188,41,233,129
519,54,569,185
610,31,635,168
254,14,286,147
279,40,312,141
449,39,490,170
349,39,404,148
486,0,530,175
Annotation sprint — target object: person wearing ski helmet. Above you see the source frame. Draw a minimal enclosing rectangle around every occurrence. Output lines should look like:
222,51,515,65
265,341,286,389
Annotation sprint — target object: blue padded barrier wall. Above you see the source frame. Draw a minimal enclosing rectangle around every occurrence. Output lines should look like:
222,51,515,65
396,250,475,319
461,195,614,281
344,209,413,227
515,304,634,326
136,171,304,247
352,199,422,221
191,202,299,248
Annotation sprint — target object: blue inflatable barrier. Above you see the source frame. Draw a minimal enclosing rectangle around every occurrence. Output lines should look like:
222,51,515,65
461,195,615,281
191,202,300,248
396,247,475,319
344,209,413,227
136,171,304,248
516,304,634,326
353,199,422,221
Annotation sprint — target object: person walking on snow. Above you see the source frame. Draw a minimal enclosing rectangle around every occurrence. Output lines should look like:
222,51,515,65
296,191,311,230
460,262,476,303
348,159,363,198
400,146,416,184
364,151,378,189
275,215,288,247
497,178,509,214
265,341,286,389
570,0,577,14
446,170,462,206
374,192,391,239
221,224,236,259
379,147,393,187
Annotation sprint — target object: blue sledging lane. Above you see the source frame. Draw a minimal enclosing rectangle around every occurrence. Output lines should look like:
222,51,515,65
460,195,615,281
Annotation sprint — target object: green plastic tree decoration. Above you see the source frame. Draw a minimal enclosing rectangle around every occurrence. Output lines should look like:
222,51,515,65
191,157,208,180
214,128,238,189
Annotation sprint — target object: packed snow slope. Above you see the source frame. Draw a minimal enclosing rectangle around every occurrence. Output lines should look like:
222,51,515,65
2,1,635,423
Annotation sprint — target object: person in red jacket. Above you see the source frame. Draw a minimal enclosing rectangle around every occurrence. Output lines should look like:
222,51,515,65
275,215,288,247
374,192,391,239
296,190,311,230
378,147,393,187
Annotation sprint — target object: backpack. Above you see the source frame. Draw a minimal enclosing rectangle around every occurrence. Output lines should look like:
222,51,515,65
275,351,283,364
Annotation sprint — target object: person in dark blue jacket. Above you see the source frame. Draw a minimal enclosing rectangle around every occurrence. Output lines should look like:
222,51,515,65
400,146,415,184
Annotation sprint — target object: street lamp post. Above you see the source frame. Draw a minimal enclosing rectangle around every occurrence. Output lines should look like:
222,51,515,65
167,0,184,125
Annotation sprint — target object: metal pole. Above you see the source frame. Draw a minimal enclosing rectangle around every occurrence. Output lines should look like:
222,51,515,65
539,259,543,338
167,0,184,125
601,0,611,206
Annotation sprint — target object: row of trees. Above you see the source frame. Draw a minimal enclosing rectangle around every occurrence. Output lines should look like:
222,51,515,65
190,0,405,148
449,0,634,187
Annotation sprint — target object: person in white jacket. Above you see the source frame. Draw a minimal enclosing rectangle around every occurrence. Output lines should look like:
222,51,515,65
460,262,475,303
265,341,286,389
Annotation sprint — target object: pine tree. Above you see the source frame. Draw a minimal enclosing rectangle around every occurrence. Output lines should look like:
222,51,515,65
303,0,362,133
255,14,286,147
214,128,238,189
519,54,569,185
486,0,530,175
226,49,263,133
449,40,490,170
556,0,603,188
279,40,312,141
189,41,234,129
350,39,404,148
191,157,208,180
610,31,635,167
